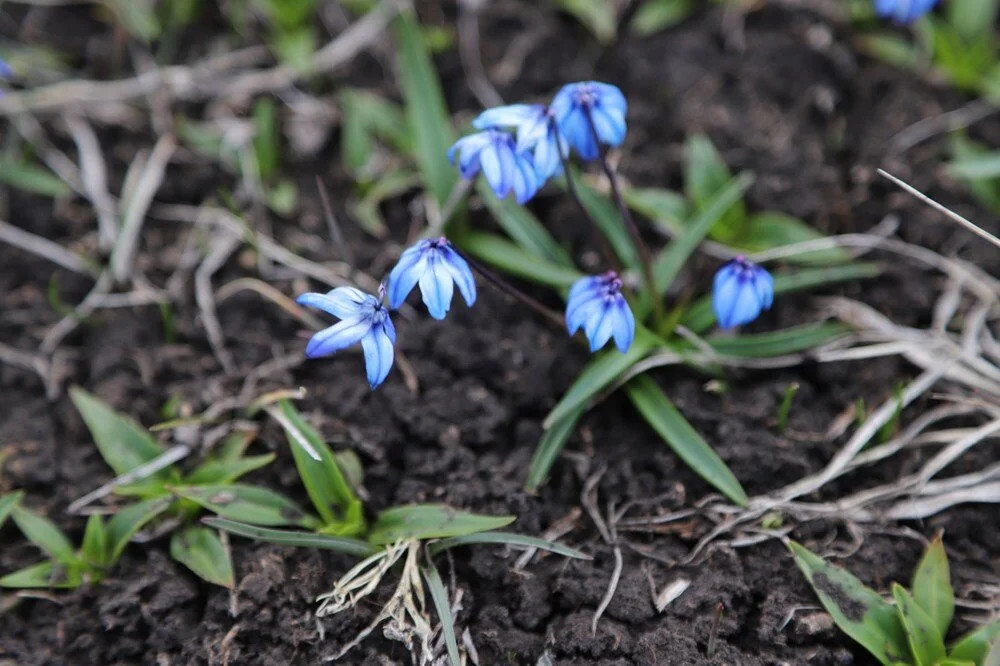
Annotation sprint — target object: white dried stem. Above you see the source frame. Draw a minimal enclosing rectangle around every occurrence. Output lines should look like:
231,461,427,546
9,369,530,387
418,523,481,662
0,219,97,277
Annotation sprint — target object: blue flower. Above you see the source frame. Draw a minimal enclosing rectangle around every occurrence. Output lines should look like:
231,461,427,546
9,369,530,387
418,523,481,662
296,287,396,389
551,81,627,161
566,272,635,353
873,0,938,23
448,129,539,203
712,256,774,330
472,104,567,182
388,237,476,319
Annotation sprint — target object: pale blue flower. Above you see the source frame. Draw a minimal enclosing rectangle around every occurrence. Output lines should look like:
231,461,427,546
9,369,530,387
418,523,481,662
551,81,627,161
566,272,635,353
472,104,567,182
388,237,476,319
296,287,396,389
448,129,540,203
712,256,774,330
873,0,938,23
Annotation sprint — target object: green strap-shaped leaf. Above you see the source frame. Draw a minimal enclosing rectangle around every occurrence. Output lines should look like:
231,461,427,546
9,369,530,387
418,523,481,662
525,405,585,493
394,10,456,206
105,497,173,564
170,526,235,588
203,517,375,557
183,453,276,486
460,232,583,289
950,619,1000,662
0,159,74,198
170,484,319,529
429,531,591,560
705,322,851,359
69,386,169,477
788,541,910,665
911,534,954,638
478,182,574,266
740,211,849,265
625,375,748,506
893,583,946,666
683,134,746,243
368,505,514,545
543,325,658,429
0,560,84,589
623,186,689,236
422,560,461,666
0,491,23,530
275,400,363,531
11,505,77,565
80,514,108,568
568,171,640,269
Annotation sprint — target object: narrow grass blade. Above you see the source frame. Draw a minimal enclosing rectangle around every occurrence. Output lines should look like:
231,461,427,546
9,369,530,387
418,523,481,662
183,453,276,485
394,10,456,206
368,505,514,545
894,583,946,666
625,375,748,506
0,159,73,197
170,484,318,528
705,322,851,358
526,406,584,492
542,326,658,429
204,517,375,557
461,232,582,289
170,526,235,588
11,505,77,565
681,263,882,334
478,181,574,266
429,531,590,560
422,559,461,666
105,497,173,564
788,541,910,665
911,534,954,638
0,560,83,589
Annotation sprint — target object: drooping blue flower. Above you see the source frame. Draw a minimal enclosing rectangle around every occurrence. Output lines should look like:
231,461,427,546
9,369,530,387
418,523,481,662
550,81,627,161
566,271,635,353
472,104,567,182
712,256,774,330
872,0,938,23
388,237,476,319
296,287,396,389
448,129,539,203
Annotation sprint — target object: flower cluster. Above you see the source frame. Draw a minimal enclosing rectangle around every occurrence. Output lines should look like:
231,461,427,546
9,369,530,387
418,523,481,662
450,81,628,204
873,0,938,23
297,238,476,389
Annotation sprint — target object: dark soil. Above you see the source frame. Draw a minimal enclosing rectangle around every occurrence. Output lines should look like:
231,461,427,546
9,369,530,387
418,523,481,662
2,2,998,665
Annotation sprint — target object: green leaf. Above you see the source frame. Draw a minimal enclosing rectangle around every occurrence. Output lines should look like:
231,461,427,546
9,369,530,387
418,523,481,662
170,526,235,588
0,560,83,589
949,134,1000,212
184,453,276,485
652,173,754,295
683,134,746,242
422,560,461,666
368,505,514,545
623,186,689,236
276,400,364,533
706,322,851,358
543,326,658,429
625,375,748,506
740,212,849,265
170,484,318,528
950,619,1000,662
525,406,585,493
893,583,946,666
429,531,591,560
204,517,375,557
984,639,1000,666
570,172,641,269
104,0,161,42
858,33,922,70
911,534,954,639
394,10,456,206
460,232,583,289
0,159,73,198
948,152,1000,180
339,89,411,175
11,505,77,565
681,263,882,334
631,0,696,36
80,514,108,568
554,0,616,43
69,386,169,478
252,97,280,181
788,541,910,665
478,181,574,266
937,660,976,666
0,491,23,529
104,497,173,564
947,0,999,43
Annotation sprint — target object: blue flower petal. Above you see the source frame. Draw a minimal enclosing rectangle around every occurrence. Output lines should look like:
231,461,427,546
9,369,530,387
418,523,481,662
473,104,537,130
388,244,428,309
296,287,368,319
418,256,455,320
361,325,395,389
440,245,477,307
305,316,371,358
589,106,626,147
611,298,635,353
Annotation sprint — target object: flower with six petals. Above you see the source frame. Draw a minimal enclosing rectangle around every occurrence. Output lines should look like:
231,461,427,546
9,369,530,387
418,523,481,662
712,256,774,330
550,81,627,161
566,271,635,353
296,287,396,389
388,237,476,319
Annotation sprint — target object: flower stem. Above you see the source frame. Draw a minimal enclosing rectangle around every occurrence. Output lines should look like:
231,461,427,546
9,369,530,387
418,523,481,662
583,111,663,323
451,245,566,329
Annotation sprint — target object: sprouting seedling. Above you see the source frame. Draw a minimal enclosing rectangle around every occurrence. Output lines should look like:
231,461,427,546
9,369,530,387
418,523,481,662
789,535,1000,665
2,386,282,589
199,400,590,665
775,382,799,433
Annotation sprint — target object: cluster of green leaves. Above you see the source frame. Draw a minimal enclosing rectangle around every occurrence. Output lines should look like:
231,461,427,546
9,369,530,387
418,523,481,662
387,7,879,504
790,537,1000,665
948,133,1000,214
856,0,1000,100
